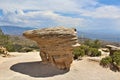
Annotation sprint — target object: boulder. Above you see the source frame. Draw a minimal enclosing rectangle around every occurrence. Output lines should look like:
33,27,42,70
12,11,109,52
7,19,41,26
0,46,8,56
23,27,80,70
106,45,120,56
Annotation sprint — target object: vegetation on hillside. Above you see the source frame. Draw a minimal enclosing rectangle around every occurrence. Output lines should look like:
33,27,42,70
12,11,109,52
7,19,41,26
9,36,39,52
78,37,120,47
0,29,14,51
0,28,39,52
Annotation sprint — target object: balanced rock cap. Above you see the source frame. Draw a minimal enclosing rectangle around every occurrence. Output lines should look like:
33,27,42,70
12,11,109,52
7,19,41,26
23,27,77,38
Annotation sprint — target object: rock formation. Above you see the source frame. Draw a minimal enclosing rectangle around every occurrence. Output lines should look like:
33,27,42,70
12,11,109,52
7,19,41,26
0,46,8,56
23,27,80,70
106,45,120,56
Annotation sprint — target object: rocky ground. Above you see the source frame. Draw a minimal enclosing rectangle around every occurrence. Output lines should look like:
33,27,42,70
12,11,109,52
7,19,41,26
0,52,120,80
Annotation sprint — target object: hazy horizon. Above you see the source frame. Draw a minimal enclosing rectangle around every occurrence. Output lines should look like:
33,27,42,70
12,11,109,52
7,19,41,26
0,0,120,33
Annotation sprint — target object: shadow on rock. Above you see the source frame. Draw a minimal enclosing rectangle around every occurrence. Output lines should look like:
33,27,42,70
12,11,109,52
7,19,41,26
10,61,69,77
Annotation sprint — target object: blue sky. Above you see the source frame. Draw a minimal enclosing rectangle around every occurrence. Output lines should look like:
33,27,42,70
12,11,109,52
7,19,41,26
0,0,120,32
99,0,120,5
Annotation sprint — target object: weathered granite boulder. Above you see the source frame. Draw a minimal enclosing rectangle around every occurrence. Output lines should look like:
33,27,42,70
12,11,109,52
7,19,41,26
23,27,80,70
106,45,120,56
0,46,8,56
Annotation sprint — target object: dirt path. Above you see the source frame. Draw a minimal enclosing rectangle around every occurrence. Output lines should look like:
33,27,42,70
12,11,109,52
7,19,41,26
0,52,120,80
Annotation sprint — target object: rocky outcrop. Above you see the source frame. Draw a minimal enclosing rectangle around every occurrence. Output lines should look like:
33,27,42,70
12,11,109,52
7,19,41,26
106,45,120,71
0,46,8,56
23,27,80,70
106,45,120,56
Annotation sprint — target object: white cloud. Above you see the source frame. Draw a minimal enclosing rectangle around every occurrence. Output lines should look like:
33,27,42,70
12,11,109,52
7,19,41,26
0,0,120,31
0,10,85,28
0,0,100,13
81,5,120,19
0,0,79,13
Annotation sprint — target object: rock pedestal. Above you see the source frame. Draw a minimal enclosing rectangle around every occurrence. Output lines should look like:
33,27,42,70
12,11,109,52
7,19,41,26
23,27,80,70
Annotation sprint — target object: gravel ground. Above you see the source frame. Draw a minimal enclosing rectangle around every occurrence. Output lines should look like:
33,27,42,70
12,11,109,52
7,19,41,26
0,52,120,80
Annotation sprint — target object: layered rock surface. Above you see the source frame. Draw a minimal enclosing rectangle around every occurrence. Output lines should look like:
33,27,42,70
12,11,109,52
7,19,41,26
23,27,80,70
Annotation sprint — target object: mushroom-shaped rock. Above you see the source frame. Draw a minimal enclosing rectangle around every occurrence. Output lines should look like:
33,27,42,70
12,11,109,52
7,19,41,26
23,27,80,70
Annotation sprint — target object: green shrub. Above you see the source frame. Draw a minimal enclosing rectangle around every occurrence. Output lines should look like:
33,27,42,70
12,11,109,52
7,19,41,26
5,42,15,52
0,32,15,52
92,39,101,48
100,56,112,67
84,39,101,49
75,45,101,57
12,44,22,52
80,45,90,55
84,40,92,47
89,48,101,57
112,51,120,66
73,47,85,59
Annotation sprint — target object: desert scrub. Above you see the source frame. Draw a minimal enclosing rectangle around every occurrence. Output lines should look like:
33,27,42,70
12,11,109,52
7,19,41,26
73,47,85,59
84,39,101,49
112,51,120,66
80,45,90,55
100,56,112,68
89,48,101,57
73,45,101,58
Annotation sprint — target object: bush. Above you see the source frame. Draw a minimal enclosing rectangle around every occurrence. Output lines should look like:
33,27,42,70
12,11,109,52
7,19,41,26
80,45,90,55
112,51,120,66
100,56,112,67
73,47,85,59
5,42,15,52
84,39,101,49
89,48,101,57
92,39,101,48
0,32,16,52
74,45,101,57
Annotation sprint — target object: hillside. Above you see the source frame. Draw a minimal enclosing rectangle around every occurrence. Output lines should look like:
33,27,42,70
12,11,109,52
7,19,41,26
0,28,11,50
0,28,39,52
0,26,120,52
0,29,4,35
0,26,36,35
9,35,39,52
0,26,120,42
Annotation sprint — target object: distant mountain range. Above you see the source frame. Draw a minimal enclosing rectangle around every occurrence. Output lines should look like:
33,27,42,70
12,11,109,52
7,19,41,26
0,26,36,35
78,30,120,42
0,26,120,42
